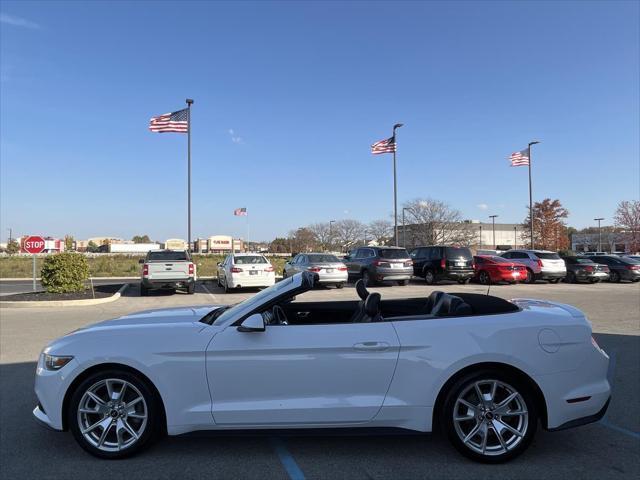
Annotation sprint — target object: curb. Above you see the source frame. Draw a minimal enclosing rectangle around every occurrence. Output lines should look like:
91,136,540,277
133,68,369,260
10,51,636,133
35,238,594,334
0,283,129,309
1,277,139,281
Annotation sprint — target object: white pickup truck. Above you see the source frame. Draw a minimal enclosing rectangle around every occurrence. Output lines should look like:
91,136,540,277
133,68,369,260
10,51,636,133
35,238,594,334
140,250,196,295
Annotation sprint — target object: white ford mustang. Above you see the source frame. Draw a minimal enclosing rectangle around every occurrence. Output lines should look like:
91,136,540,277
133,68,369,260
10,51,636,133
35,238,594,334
33,272,611,462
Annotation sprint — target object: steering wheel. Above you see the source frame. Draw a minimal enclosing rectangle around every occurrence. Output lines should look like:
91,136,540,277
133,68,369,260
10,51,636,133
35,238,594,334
272,305,289,325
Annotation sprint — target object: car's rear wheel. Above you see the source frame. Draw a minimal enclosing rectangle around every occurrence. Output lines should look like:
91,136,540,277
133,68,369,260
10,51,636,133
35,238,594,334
523,269,534,284
140,285,148,296
361,270,373,287
68,370,161,459
186,282,195,294
441,370,537,463
458,279,470,285
398,279,410,286
335,282,344,289
478,271,490,285
223,278,233,293
282,270,287,279
424,270,436,285
566,271,577,283
609,271,620,283
548,278,560,284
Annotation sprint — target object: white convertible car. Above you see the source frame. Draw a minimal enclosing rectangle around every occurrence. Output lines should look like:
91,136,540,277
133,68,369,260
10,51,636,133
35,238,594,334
34,272,611,462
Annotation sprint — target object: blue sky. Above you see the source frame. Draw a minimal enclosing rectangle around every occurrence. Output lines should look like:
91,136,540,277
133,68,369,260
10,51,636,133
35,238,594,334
1,0,638,242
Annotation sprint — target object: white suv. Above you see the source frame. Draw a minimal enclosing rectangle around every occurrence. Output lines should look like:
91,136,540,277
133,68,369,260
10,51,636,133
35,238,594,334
500,250,566,284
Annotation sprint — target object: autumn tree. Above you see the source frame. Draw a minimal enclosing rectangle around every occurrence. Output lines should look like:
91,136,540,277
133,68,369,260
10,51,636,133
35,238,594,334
402,198,475,247
268,237,290,253
288,228,318,253
522,198,569,250
614,200,640,252
367,219,393,246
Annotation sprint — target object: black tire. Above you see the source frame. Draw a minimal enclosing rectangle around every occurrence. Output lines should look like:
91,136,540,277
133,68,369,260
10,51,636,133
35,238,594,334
216,275,222,287
140,285,148,296
566,271,577,283
478,271,491,285
458,278,471,285
282,270,287,279
424,270,436,285
548,278,560,284
609,271,620,283
589,278,600,283
68,369,162,459
223,278,232,293
361,270,373,287
398,279,410,286
335,282,344,289
523,269,534,284
440,369,538,464
187,282,195,294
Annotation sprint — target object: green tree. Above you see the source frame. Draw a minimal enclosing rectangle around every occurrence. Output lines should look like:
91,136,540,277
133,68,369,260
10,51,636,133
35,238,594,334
64,235,75,251
6,239,20,255
40,253,89,293
86,240,99,253
132,235,151,244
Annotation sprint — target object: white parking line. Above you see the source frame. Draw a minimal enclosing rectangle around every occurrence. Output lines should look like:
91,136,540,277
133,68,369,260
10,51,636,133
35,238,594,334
201,282,220,303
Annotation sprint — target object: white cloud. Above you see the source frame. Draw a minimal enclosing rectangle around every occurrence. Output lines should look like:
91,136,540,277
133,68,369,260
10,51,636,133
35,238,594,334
477,203,489,210
227,128,243,144
0,13,40,29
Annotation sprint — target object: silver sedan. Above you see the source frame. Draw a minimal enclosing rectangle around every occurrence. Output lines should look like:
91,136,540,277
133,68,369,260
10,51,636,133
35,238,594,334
282,253,348,288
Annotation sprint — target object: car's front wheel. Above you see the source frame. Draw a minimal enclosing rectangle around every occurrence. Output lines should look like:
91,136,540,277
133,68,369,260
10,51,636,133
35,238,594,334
441,370,537,463
68,370,161,459
478,271,490,285
424,270,436,285
609,271,620,283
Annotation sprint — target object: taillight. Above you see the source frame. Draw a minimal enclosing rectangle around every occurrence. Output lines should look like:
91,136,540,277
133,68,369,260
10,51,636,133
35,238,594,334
307,266,322,272
188,263,195,275
230,267,243,273
337,266,347,271
537,259,543,268
404,260,413,267
142,264,148,276
628,265,640,270
584,266,594,272
373,260,391,267
440,258,446,269
265,265,275,272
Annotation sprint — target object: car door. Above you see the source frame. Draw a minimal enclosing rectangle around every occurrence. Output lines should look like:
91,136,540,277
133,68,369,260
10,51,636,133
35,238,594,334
217,256,228,284
284,255,297,276
346,249,361,275
206,320,400,425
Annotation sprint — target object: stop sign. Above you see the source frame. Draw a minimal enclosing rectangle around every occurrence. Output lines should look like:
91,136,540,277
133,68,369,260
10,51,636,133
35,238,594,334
23,235,46,254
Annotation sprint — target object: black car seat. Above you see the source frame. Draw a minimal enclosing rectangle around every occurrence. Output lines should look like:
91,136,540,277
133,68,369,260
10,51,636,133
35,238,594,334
359,293,383,323
349,280,370,323
423,291,445,314
431,294,472,316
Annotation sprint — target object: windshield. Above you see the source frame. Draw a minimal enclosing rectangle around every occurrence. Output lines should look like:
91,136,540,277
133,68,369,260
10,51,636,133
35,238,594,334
307,254,340,263
213,277,295,325
535,252,561,260
445,247,472,259
379,249,409,259
234,255,267,264
147,251,189,261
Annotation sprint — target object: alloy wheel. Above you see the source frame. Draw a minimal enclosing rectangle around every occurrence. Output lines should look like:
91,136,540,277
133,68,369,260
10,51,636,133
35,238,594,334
479,271,490,285
77,378,148,453
452,379,528,457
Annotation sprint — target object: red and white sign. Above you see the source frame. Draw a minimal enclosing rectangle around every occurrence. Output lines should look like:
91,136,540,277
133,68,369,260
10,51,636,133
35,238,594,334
23,236,46,254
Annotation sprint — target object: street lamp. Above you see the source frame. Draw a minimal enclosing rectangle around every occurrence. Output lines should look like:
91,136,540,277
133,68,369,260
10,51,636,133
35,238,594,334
392,123,403,246
489,215,498,249
594,217,604,252
329,220,336,252
513,226,517,248
479,225,482,249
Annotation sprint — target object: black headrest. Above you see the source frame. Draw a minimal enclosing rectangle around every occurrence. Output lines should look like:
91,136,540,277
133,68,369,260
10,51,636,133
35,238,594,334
355,279,369,301
432,294,472,316
364,292,381,316
425,291,445,313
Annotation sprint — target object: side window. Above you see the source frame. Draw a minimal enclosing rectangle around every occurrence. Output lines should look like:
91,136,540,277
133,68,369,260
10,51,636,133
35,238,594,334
366,249,375,258
502,252,511,259
352,249,361,259
475,257,484,265
513,252,527,259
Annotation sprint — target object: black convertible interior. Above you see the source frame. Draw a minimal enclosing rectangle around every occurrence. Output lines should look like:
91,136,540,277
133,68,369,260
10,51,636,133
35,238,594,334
261,279,520,326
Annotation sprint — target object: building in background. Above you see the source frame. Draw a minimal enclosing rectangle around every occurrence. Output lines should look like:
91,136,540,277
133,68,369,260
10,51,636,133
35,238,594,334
107,242,160,254
163,238,187,250
192,235,245,254
398,222,523,250
571,233,633,253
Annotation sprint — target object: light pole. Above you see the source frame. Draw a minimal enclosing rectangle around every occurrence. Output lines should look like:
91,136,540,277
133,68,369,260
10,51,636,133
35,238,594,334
489,215,498,249
329,220,336,252
527,140,540,248
479,225,482,249
392,123,403,246
513,226,517,248
594,217,604,252
7,228,11,244
402,207,411,248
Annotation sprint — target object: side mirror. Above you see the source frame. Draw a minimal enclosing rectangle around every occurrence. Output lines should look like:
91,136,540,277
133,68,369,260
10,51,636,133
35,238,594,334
343,256,351,261
237,313,265,332
138,258,145,264
216,262,222,266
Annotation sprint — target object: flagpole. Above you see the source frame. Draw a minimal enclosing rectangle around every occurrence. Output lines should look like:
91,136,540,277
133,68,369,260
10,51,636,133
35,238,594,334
527,140,539,249
186,99,194,253
246,212,250,252
392,123,403,246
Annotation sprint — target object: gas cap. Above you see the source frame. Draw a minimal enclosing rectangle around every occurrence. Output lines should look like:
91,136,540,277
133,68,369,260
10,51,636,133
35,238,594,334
538,328,561,353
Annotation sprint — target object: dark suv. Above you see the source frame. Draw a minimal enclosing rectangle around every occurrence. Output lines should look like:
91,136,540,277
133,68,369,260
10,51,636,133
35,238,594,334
344,246,413,286
410,246,474,284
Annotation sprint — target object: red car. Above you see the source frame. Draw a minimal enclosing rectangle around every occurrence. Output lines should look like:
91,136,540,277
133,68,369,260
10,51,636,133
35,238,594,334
473,255,527,284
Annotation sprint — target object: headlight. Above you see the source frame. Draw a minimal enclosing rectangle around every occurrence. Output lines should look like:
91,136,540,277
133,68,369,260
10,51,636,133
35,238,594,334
43,354,74,371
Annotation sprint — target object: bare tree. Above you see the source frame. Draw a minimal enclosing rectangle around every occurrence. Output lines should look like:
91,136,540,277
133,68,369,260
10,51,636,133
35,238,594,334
614,200,640,252
307,222,332,251
334,219,365,251
402,198,475,246
287,228,318,253
367,219,393,246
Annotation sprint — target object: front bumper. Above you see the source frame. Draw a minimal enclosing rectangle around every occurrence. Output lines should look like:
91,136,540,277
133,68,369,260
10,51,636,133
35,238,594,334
33,404,61,431
33,355,80,431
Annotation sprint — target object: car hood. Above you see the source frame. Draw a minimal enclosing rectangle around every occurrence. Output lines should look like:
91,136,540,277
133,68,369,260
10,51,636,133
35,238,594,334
76,305,225,331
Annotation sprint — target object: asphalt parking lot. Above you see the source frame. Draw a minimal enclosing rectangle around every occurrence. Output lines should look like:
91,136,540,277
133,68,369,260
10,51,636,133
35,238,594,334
1,280,638,479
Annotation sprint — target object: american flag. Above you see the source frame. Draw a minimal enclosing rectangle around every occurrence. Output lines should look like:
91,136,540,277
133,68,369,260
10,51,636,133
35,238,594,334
371,136,396,154
234,207,247,216
509,149,530,167
149,108,189,133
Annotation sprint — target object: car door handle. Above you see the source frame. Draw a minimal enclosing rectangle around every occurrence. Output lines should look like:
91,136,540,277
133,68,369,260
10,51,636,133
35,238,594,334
296,311,311,318
353,342,390,352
